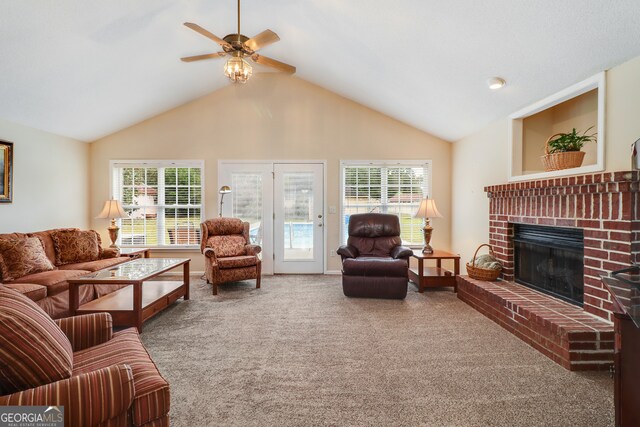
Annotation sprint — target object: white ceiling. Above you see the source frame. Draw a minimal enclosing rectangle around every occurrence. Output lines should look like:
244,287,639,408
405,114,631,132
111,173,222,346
1,1,640,142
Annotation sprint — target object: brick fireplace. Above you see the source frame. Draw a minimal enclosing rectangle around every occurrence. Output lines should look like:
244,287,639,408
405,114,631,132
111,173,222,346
457,171,639,370
485,170,639,321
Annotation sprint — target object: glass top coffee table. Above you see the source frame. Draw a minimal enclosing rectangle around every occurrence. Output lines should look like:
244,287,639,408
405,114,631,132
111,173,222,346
68,258,190,332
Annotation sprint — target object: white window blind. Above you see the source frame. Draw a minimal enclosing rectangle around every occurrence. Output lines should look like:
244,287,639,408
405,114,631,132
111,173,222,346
111,161,204,247
341,161,431,246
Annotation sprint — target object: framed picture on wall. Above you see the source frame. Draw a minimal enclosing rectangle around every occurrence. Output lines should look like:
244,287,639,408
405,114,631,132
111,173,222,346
0,140,13,203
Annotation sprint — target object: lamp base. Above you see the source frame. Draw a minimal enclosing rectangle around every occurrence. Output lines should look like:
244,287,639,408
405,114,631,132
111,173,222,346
108,221,120,249
422,221,434,254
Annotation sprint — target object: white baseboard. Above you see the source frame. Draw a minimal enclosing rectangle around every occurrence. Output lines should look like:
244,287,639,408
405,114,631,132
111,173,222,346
324,270,342,275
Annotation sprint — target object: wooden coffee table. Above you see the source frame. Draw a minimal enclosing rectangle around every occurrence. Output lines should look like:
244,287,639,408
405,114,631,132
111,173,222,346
68,258,190,332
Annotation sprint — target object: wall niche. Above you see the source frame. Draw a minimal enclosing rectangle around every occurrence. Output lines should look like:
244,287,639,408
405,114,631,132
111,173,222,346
509,73,605,182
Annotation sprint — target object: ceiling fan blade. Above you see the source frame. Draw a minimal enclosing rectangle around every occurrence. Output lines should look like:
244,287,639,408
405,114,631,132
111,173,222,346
181,52,227,62
183,22,232,49
244,30,280,52
251,54,296,74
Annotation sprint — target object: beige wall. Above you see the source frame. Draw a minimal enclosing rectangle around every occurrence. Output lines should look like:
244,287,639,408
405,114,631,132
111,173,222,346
89,74,452,272
452,55,640,271
0,118,89,233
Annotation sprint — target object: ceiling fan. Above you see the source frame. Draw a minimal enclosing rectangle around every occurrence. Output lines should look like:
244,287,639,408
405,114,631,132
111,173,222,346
181,0,296,84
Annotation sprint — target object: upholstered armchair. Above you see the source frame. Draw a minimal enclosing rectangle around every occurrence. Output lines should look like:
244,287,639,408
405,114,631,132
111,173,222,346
0,287,170,427
337,213,412,299
200,218,262,295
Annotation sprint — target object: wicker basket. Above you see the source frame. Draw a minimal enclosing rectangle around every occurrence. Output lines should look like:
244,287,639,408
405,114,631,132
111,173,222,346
540,133,586,171
466,244,502,281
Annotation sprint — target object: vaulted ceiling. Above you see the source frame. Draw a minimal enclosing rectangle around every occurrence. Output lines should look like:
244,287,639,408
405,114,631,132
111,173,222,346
1,1,640,142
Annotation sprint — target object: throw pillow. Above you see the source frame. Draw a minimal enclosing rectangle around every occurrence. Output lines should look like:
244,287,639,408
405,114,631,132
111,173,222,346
51,229,101,265
0,287,74,395
0,237,55,282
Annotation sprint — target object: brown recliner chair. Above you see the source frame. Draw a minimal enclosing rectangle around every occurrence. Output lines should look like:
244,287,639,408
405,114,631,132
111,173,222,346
200,218,262,295
337,213,412,299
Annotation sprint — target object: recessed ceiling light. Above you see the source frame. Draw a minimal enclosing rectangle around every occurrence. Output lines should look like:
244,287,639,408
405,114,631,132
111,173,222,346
487,77,506,90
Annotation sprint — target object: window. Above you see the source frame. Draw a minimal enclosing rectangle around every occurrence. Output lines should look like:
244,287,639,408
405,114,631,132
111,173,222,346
111,161,204,247
341,161,431,246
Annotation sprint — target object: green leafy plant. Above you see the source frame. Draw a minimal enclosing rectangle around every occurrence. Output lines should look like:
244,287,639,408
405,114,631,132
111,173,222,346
547,127,597,154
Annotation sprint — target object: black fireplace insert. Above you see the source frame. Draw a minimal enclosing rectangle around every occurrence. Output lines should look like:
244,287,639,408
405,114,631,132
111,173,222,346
514,224,584,306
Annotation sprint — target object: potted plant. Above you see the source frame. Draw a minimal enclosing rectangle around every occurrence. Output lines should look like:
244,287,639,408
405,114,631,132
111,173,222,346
541,127,597,171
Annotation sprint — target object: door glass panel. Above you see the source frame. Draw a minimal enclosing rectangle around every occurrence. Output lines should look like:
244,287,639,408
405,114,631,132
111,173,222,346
231,173,263,246
283,172,313,260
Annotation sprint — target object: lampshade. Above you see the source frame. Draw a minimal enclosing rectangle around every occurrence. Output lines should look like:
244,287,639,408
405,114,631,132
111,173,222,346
414,198,443,219
97,199,129,219
219,186,232,194
224,57,252,84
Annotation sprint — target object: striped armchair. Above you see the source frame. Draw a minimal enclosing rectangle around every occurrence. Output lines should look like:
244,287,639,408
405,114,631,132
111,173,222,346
200,217,262,295
0,287,170,427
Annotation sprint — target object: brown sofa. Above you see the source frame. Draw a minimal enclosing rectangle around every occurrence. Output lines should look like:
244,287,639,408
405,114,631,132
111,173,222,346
0,228,130,319
337,213,412,299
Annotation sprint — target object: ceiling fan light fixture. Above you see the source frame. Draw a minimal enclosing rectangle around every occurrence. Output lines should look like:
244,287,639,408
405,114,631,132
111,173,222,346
224,56,252,84
487,77,506,90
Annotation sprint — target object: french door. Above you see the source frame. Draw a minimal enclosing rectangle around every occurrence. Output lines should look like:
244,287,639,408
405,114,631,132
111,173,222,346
219,162,324,274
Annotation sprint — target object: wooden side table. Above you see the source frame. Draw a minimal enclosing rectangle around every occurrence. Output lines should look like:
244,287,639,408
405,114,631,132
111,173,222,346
409,249,460,293
119,248,151,259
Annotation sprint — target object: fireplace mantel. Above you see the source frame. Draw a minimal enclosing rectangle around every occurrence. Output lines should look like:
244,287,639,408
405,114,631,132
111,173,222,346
484,170,639,321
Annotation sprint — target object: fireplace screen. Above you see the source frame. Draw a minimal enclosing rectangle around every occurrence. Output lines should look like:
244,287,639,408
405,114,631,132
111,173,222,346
514,224,584,306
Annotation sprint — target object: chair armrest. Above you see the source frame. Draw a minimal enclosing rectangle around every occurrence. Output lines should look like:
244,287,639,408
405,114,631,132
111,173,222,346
337,245,359,259
0,364,135,427
100,248,120,259
203,247,217,261
245,244,262,256
54,313,113,351
391,245,413,259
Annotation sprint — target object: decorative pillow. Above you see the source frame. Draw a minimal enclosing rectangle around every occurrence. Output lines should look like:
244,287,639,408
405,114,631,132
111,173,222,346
0,287,73,395
0,237,55,282
207,235,246,257
51,229,101,265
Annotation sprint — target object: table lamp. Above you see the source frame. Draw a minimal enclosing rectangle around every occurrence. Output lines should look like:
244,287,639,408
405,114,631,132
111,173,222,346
97,199,130,248
414,198,443,254
219,185,232,217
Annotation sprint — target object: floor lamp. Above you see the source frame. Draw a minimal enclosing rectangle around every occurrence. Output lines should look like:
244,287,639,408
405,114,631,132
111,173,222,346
219,186,232,217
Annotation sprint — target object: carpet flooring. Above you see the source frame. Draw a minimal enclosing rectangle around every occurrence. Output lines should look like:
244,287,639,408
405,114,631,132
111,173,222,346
141,275,613,427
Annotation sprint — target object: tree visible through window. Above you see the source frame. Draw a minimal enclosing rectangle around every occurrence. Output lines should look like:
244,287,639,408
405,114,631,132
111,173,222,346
341,163,430,245
112,161,203,247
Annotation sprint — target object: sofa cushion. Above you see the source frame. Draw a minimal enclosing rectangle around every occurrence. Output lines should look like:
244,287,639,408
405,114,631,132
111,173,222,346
51,229,101,265
11,269,90,297
207,235,246,257
217,255,258,269
342,256,408,277
0,287,74,395
2,283,47,301
0,237,55,282
73,328,170,426
58,256,129,272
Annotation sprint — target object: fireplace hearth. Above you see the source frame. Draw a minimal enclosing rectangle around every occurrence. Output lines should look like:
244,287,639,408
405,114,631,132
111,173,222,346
514,224,584,306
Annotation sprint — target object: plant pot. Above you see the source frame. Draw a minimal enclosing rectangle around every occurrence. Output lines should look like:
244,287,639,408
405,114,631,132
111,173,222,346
541,133,586,171
541,150,586,171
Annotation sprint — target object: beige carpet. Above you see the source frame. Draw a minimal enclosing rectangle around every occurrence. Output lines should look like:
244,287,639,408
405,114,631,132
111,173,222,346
141,275,613,427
